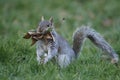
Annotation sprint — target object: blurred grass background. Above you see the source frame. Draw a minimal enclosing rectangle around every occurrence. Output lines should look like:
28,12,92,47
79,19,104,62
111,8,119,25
0,0,120,80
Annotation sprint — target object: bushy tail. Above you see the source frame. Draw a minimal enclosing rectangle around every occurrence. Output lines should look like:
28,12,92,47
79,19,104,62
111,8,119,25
73,25,119,63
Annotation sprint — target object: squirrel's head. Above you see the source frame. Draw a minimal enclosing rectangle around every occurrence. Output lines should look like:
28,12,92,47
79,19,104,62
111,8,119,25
37,16,54,34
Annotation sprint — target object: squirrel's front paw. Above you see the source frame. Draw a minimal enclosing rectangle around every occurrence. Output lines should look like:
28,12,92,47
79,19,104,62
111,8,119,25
37,58,45,64
43,58,49,64
39,59,44,64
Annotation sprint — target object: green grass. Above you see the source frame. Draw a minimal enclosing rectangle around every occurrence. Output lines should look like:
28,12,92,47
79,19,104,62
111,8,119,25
0,0,120,80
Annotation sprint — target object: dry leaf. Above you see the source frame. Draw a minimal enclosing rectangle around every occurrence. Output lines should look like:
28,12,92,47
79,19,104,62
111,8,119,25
23,30,54,46
23,33,31,39
44,34,53,39
31,37,38,46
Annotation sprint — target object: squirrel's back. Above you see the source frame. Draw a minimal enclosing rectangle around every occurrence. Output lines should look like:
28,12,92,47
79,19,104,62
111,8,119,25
54,31,75,56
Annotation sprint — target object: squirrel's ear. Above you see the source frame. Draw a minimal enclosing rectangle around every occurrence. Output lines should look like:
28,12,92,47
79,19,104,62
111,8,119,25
49,17,53,23
41,16,45,21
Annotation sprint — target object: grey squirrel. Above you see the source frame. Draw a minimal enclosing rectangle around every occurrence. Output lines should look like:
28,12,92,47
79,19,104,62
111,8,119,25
33,16,119,68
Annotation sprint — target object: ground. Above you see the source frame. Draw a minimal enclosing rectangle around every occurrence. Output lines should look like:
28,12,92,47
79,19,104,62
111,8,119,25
0,0,120,80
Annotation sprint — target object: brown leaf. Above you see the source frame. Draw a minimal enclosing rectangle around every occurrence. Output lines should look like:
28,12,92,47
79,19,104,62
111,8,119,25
45,34,53,39
31,38,38,46
28,31,38,36
23,33,31,39
37,35,43,39
23,30,54,46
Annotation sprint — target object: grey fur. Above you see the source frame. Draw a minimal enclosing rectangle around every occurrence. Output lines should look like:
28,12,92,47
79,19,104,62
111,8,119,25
73,25,119,63
36,19,119,68
36,30,75,68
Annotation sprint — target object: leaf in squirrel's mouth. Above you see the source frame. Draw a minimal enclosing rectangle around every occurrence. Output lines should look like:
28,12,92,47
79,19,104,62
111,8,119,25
23,29,54,46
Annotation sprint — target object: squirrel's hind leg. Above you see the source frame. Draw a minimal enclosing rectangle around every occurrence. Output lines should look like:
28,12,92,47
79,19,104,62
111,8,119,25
57,54,71,68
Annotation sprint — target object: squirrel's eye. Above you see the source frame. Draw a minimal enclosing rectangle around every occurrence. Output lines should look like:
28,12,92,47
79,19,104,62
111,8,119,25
47,25,49,27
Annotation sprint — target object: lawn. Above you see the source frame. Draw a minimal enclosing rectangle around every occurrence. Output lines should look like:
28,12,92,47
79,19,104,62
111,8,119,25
0,0,120,80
